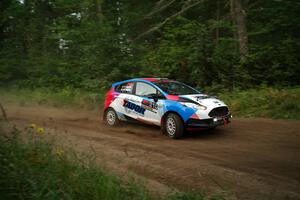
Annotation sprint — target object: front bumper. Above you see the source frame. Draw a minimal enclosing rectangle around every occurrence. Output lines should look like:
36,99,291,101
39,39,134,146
186,114,231,128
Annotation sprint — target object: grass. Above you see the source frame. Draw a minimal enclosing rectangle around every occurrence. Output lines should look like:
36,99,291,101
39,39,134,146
0,124,223,200
0,86,299,119
219,87,300,119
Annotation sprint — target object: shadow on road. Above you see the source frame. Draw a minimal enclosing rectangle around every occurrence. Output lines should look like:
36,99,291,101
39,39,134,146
118,120,228,140
184,128,227,140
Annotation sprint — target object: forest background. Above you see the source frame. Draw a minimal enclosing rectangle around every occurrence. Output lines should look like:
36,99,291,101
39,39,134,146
1,0,299,118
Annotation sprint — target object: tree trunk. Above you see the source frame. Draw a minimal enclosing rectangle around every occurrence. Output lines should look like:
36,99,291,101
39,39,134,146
216,0,220,46
0,1,3,42
94,0,103,23
23,0,30,53
0,103,7,121
230,0,248,57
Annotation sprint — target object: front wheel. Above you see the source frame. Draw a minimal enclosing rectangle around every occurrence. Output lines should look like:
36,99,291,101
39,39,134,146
104,108,120,126
164,113,184,139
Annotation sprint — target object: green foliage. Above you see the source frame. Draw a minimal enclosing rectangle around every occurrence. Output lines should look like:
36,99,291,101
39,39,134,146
0,0,299,120
219,87,300,119
0,0,299,90
0,126,219,200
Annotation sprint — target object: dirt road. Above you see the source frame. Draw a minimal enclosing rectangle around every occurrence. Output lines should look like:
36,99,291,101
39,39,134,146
3,104,300,200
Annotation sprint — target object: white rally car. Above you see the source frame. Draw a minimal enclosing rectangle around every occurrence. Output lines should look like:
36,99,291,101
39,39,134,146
103,78,231,139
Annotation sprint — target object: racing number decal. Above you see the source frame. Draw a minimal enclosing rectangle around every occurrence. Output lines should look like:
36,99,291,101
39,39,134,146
141,99,158,113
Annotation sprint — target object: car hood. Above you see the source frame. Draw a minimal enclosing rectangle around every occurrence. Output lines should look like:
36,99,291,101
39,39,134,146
180,94,227,108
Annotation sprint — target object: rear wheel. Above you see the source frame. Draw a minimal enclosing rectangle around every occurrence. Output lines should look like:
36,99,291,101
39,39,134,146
164,113,184,139
104,108,119,126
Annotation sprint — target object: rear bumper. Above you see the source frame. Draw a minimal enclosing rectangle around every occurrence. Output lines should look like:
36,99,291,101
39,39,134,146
186,114,231,128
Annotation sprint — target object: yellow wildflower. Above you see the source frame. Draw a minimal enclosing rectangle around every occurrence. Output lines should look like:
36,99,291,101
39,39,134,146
55,147,64,157
37,127,45,135
29,123,37,129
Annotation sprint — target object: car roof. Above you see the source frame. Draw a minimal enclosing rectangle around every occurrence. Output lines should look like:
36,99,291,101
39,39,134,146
139,78,169,82
112,78,171,87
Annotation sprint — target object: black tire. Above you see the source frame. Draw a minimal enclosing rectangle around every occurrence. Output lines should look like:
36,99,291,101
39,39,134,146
104,108,120,126
164,113,184,139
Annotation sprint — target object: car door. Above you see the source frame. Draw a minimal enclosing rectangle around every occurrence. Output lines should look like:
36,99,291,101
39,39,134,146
112,81,139,120
134,82,163,125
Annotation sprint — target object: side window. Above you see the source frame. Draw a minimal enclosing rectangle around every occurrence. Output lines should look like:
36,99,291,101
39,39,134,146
135,82,157,97
115,82,134,94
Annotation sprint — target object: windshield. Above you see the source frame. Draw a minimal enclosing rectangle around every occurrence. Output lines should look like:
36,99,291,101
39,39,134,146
154,81,200,95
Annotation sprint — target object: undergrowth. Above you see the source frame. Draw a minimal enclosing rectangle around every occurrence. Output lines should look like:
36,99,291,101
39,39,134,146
0,86,299,119
219,87,300,119
0,124,223,200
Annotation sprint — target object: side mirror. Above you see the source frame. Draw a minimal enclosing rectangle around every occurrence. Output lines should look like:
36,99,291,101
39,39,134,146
147,94,159,102
153,95,158,103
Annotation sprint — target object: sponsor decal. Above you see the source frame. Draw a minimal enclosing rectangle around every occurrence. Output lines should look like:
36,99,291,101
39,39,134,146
120,82,134,93
141,99,158,113
121,85,132,93
213,100,222,106
123,99,145,115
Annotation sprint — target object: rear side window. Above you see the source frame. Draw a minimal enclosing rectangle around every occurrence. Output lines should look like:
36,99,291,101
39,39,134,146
135,82,157,96
115,82,134,94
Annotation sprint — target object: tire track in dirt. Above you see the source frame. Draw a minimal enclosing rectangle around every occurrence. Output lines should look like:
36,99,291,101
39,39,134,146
4,105,300,200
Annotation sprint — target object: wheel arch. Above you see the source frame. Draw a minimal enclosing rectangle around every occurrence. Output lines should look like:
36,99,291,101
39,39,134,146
161,111,185,127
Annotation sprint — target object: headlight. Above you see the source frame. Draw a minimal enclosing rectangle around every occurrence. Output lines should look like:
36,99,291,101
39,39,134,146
193,104,207,110
180,102,207,110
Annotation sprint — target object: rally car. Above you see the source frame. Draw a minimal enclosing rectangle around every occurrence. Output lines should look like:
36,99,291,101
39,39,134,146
103,78,231,139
